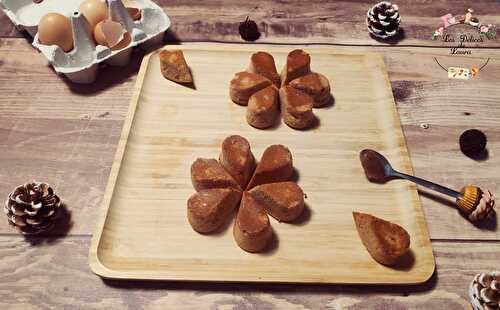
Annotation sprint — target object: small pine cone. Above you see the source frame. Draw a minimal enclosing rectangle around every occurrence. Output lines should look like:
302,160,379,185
4,182,61,234
470,271,500,310
366,1,401,39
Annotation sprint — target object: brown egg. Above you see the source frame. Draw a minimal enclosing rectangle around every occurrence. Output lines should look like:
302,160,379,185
127,7,141,21
79,0,108,29
38,13,73,52
94,20,131,50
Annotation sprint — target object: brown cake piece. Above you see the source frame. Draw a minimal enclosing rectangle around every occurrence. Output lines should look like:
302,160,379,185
246,145,293,190
249,182,304,222
187,188,242,233
159,50,193,84
191,158,241,191
353,212,411,266
219,135,256,189
229,72,272,106
233,193,273,252
279,85,315,129
280,49,311,86
289,72,331,108
248,51,281,87
246,85,279,129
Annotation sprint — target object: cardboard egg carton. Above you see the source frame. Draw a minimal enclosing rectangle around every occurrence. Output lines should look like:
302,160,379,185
0,0,170,83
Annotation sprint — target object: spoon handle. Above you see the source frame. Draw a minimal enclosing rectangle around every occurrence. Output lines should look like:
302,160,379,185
391,171,462,199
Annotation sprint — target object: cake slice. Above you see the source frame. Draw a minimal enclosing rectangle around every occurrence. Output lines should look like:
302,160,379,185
279,86,316,129
191,158,240,191
159,50,193,84
229,72,272,106
246,85,279,129
248,51,281,87
280,49,311,86
187,188,242,233
352,212,411,266
249,182,304,222
289,72,331,108
246,145,293,190
233,193,273,252
219,135,256,189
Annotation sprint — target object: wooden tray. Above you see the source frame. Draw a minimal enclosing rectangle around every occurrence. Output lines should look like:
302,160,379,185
89,44,435,284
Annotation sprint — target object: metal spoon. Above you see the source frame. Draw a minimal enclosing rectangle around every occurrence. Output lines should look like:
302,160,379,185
359,149,462,199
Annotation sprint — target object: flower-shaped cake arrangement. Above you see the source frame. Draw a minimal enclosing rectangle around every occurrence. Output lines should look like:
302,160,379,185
187,135,306,252
229,50,333,130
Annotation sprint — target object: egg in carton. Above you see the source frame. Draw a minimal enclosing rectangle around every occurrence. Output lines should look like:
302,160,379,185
0,0,170,84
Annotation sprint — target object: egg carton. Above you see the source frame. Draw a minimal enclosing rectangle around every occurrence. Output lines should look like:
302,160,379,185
0,0,170,83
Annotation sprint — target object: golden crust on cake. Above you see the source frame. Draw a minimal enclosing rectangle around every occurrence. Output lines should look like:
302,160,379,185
248,51,281,87
233,193,273,252
246,85,279,129
247,144,293,190
187,188,242,233
219,135,256,189
229,72,272,106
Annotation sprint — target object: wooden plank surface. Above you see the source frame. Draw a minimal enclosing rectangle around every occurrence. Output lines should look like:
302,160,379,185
0,0,499,307
1,0,499,47
0,39,498,240
1,236,496,309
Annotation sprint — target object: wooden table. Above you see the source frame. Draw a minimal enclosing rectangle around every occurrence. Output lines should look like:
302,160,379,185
1,1,499,308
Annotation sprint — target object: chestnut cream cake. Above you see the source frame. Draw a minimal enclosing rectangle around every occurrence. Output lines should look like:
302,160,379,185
353,212,411,266
247,144,294,190
248,181,304,222
247,51,281,87
289,72,331,108
229,49,333,130
187,188,241,233
279,85,316,130
229,72,272,105
281,49,311,86
159,50,193,84
191,158,241,191
219,135,256,189
233,193,273,252
246,85,279,129
187,136,306,253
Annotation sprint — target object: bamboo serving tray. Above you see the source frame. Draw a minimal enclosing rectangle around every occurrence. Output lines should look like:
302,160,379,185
89,44,435,284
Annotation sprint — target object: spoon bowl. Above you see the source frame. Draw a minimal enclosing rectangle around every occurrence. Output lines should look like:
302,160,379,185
359,149,462,199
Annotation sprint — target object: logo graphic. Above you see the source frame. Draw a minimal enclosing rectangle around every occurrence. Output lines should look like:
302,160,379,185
431,8,496,80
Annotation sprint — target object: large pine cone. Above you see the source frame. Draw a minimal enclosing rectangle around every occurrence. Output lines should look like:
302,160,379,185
366,1,401,39
4,182,61,234
470,271,500,310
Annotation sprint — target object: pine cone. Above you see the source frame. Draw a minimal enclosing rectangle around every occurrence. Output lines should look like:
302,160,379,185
470,271,500,310
3,182,61,234
366,1,401,39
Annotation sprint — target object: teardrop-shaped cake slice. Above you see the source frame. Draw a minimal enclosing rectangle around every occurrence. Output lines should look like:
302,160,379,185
229,72,272,106
187,188,242,233
246,85,279,129
191,158,240,191
248,181,304,222
280,49,311,86
352,212,411,266
248,51,281,87
246,145,293,190
289,72,331,108
233,193,273,252
219,135,256,189
279,85,316,129
159,50,193,84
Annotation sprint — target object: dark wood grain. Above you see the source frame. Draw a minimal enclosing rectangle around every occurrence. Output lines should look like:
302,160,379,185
1,0,499,46
0,236,495,309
